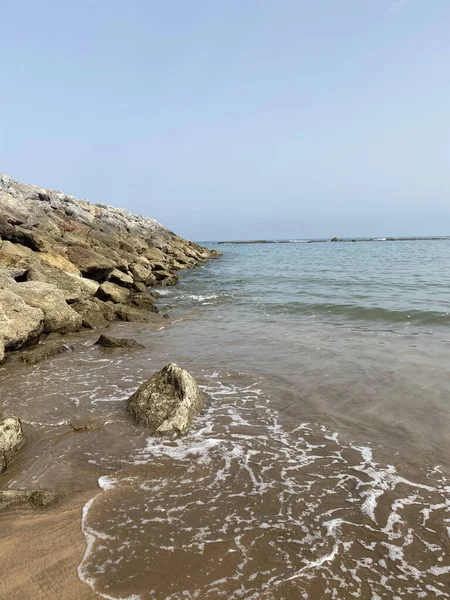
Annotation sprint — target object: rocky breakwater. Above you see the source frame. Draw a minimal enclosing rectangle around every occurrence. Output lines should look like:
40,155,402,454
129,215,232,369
0,174,220,363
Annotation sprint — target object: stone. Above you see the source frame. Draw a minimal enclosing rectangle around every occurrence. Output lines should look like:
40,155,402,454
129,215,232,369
0,416,24,473
133,281,148,293
130,262,150,283
129,292,158,313
66,245,116,281
27,258,83,302
126,363,206,437
96,281,131,304
0,490,59,511
6,340,73,365
95,334,144,350
113,304,161,324
0,253,31,278
107,268,134,289
38,252,81,276
0,289,44,353
71,298,115,329
69,275,99,297
14,281,82,334
70,419,101,431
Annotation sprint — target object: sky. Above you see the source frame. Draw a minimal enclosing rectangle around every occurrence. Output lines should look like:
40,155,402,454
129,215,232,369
1,0,449,241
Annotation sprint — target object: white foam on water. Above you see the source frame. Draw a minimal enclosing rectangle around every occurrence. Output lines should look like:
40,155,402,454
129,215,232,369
78,371,450,600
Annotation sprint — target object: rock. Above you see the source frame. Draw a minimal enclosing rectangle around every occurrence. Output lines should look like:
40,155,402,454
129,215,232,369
0,490,59,511
96,281,131,304
0,416,24,473
133,281,148,293
95,334,144,350
126,363,206,437
107,268,134,289
27,258,83,302
66,245,116,281
0,289,44,353
114,304,161,324
70,419,101,431
129,292,158,313
38,252,81,276
71,298,116,329
0,253,31,278
6,340,73,365
70,275,99,297
0,240,32,255
14,281,82,334
145,273,157,286
130,262,151,283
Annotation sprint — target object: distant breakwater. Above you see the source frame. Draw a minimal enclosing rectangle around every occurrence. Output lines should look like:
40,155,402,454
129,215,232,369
217,236,450,245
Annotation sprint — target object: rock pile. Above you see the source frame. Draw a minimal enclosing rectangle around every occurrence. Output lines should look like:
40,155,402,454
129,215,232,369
0,174,220,361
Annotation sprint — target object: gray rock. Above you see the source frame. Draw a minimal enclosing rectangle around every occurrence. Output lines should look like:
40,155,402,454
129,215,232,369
14,281,82,334
97,281,131,304
66,245,116,281
71,298,115,329
6,340,73,365
0,289,44,354
107,268,134,289
0,416,24,473
127,363,206,437
27,258,83,302
95,334,144,350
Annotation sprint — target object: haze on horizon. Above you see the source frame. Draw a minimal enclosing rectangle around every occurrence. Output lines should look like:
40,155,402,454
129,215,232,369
1,0,449,241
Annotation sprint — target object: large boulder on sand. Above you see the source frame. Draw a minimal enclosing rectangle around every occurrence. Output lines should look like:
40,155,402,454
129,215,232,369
126,363,205,437
0,416,24,474
14,281,82,334
0,289,44,355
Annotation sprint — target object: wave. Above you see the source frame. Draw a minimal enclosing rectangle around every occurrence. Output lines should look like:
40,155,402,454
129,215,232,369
260,301,450,325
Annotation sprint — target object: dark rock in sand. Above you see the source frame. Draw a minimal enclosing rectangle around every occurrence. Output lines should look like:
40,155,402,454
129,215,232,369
127,363,206,437
0,490,59,510
95,334,144,350
0,416,25,474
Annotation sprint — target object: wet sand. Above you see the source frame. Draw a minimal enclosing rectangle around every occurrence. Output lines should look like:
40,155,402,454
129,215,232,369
0,492,97,600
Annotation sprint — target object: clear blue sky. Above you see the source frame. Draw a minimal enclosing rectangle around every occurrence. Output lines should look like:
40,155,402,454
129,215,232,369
1,1,449,240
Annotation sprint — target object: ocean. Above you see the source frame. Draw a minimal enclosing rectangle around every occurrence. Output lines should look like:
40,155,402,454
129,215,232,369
1,238,449,598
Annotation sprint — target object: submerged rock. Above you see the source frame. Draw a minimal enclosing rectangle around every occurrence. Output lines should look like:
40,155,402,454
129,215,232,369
70,418,102,431
127,363,205,437
95,334,144,350
6,340,74,365
0,416,24,473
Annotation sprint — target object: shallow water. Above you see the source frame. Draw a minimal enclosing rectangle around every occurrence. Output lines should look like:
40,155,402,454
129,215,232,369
1,239,449,598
